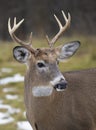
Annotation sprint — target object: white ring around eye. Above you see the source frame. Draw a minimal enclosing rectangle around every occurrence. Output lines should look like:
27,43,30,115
36,60,49,72
37,60,46,68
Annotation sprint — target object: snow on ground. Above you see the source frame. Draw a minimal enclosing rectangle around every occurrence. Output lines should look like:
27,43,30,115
0,100,3,104
0,101,33,129
17,121,33,130
0,72,33,129
0,101,20,125
1,68,12,73
0,68,13,76
0,73,24,85
0,112,14,125
3,87,17,93
5,94,19,100
0,104,20,114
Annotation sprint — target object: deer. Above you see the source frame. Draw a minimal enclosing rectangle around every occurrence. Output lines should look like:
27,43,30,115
8,11,96,130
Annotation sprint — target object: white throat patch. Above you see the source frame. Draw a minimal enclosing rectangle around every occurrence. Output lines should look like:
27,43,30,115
32,86,53,97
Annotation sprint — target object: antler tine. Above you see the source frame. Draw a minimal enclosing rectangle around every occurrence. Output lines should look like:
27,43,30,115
54,14,62,30
29,32,33,45
8,17,35,53
46,10,71,48
8,17,24,37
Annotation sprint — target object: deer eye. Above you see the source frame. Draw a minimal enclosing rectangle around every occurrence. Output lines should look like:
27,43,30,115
37,61,46,68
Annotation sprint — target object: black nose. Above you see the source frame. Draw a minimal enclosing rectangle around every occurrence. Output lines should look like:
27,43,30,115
54,81,68,91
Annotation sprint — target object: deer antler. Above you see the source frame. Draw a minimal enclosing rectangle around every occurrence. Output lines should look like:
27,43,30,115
46,10,71,48
8,17,35,53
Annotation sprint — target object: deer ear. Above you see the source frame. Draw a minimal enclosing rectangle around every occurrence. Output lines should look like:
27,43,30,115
56,41,80,62
13,46,31,63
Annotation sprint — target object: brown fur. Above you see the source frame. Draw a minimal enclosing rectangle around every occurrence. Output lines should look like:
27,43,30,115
24,66,96,130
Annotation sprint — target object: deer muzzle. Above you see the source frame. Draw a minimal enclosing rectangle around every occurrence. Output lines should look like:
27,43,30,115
54,80,68,91
50,75,68,91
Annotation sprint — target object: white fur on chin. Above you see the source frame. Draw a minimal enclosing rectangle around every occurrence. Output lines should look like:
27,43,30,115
32,86,53,97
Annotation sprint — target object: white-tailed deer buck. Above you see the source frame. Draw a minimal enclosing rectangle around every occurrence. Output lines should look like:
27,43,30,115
8,11,96,130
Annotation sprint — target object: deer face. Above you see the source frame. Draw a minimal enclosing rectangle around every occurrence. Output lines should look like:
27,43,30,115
13,41,80,96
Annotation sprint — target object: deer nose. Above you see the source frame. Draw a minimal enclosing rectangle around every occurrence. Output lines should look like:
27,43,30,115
54,80,68,91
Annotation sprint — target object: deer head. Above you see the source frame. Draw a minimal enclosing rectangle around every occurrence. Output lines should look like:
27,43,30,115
8,11,80,96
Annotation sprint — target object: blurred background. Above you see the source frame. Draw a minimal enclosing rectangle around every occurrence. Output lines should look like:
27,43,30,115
0,0,96,39
0,0,96,130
